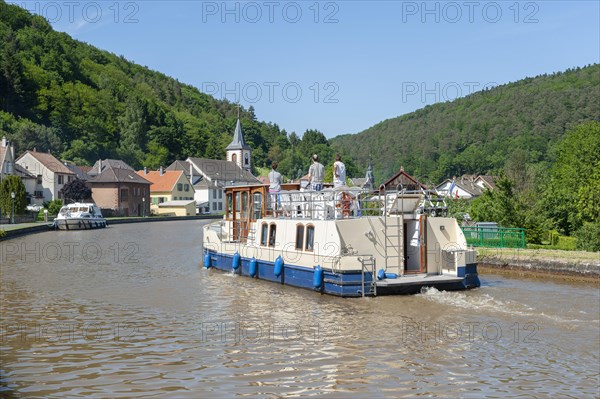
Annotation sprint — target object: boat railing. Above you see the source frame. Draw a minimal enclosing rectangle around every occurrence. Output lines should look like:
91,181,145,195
266,187,445,220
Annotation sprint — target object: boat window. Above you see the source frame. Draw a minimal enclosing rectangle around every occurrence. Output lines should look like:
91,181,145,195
260,223,268,246
296,224,304,250
235,192,241,219
226,193,233,218
253,193,262,220
241,192,248,219
305,225,315,251
268,223,277,247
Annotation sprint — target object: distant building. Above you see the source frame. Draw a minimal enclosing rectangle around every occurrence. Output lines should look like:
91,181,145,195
436,175,496,199
16,150,76,203
166,119,259,214
349,159,375,191
168,157,259,214
136,168,194,215
381,166,427,192
86,160,151,216
156,200,197,217
225,118,252,172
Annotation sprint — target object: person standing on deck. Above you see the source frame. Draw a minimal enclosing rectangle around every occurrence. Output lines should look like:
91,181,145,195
333,154,346,188
268,162,283,213
308,154,325,191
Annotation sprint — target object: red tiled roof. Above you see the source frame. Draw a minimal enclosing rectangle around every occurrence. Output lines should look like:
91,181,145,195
135,170,183,192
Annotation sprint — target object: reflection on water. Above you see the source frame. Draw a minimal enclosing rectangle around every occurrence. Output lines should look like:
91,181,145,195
1,221,599,398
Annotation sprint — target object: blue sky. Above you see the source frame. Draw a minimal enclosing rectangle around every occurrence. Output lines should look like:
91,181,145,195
12,1,600,138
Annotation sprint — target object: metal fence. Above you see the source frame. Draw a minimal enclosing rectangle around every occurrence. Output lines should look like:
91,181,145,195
461,226,526,248
0,214,37,225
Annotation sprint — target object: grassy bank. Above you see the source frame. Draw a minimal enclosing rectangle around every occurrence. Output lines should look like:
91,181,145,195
476,246,599,283
476,247,600,265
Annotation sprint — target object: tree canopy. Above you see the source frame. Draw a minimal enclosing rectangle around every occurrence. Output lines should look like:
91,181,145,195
0,175,26,216
61,178,92,203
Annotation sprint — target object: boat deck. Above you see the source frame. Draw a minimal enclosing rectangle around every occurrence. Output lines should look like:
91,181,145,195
376,274,464,287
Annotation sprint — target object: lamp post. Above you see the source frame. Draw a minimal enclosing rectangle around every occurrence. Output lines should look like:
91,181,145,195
10,191,15,224
142,196,146,218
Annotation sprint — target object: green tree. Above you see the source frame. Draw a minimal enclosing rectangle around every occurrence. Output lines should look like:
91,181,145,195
46,199,63,215
0,175,26,217
470,174,519,227
541,121,600,234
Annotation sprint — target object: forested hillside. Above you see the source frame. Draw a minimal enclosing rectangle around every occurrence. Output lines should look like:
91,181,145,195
0,1,308,173
332,65,599,183
1,2,598,245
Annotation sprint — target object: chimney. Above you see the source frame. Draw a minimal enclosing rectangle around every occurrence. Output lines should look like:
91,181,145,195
98,159,102,174
189,162,193,183
1,137,6,147
144,167,148,175
160,166,164,176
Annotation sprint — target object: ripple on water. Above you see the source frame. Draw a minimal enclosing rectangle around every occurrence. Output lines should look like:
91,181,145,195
1,222,599,398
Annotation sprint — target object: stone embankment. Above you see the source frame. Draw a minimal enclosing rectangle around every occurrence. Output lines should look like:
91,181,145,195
477,247,600,282
0,215,219,242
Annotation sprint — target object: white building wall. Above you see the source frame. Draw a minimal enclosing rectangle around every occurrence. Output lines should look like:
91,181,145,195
16,153,55,202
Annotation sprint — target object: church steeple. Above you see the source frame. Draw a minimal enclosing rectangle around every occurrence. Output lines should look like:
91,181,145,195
226,118,252,171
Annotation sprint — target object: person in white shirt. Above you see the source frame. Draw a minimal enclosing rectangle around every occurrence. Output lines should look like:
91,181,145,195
333,154,346,188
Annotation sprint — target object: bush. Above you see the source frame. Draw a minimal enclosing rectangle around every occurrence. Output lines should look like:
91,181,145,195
47,200,63,215
574,223,600,252
0,229,6,238
556,235,577,250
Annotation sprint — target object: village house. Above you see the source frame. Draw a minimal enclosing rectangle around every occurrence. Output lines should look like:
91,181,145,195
86,159,151,216
15,149,76,204
136,167,195,215
436,175,496,199
167,118,259,214
348,160,376,191
381,166,428,192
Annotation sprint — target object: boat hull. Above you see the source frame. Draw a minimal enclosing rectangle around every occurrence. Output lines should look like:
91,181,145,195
54,218,107,230
203,249,479,297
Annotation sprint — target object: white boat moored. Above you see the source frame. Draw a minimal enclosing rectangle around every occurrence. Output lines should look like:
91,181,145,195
54,203,107,230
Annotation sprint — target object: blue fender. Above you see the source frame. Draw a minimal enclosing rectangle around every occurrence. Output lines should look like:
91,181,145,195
249,257,258,277
203,253,211,269
313,265,323,289
377,269,386,280
386,273,398,279
232,252,241,271
274,256,284,277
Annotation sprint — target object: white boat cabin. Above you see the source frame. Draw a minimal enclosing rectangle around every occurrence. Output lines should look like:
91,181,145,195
203,184,476,279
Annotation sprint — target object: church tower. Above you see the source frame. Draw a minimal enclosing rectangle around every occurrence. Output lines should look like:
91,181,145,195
226,118,251,171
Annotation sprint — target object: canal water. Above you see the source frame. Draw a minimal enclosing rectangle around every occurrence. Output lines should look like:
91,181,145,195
0,220,598,398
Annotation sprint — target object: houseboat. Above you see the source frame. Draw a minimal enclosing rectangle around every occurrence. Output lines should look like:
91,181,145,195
202,184,480,297
54,203,107,230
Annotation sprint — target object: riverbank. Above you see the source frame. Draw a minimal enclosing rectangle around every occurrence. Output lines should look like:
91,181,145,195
477,247,600,283
0,215,219,241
